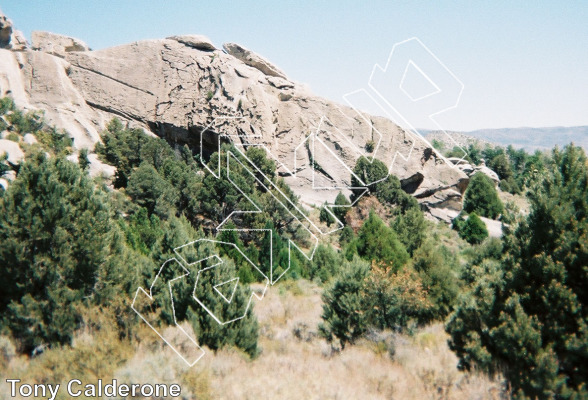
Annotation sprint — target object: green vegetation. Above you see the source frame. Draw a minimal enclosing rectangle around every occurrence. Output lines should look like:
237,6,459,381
319,257,370,349
352,211,408,271
447,145,588,399
0,153,144,353
0,98,586,398
446,142,550,194
463,172,503,219
320,258,433,349
1,111,301,359
453,212,489,244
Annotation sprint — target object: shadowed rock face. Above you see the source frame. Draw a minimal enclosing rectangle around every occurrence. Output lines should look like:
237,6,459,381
0,9,27,50
0,12,11,48
0,11,468,213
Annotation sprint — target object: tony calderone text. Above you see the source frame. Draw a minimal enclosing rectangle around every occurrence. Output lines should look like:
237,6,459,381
5,378,182,399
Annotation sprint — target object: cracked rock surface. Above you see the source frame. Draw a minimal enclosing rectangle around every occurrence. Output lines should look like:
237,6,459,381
0,12,468,212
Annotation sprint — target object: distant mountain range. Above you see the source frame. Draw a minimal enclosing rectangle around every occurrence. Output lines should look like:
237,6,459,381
425,126,588,152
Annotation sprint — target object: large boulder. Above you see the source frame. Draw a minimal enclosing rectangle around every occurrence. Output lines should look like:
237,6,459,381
32,31,89,58
223,42,288,79
473,160,499,184
0,139,24,164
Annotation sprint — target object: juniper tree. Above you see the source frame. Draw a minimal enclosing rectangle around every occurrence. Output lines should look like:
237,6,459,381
447,145,588,399
463,172,503,219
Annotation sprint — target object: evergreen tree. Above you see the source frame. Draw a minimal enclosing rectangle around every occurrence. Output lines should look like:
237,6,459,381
259,221,286,281
333,191,351,223
489,153,513,181
0,154,138,352
447,145,588,399
319,257,370,349
319,202,335,226
187,241,259,357
217,220,256,284
463,172,504,219
412,240,460,319
362,263,432,331
457,212,489,245
392,207,427,255
126,162,179,217
0,152,9,179
354,211,409,271
78,148,90,171
309,243,342,282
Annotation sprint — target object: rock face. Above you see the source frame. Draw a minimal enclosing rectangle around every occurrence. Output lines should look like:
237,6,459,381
0,9,27,50
31,31,89,58
223,42,288,79
0,11,468,214
168,35,215,51
0,12,10,48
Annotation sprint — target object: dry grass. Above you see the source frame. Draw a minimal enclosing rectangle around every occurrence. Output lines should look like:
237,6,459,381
1,280,506,399
198,280,506,400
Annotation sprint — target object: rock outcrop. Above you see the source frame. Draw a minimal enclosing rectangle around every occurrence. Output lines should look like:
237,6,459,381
0,139,24,164
448,157,499,185
168,35,216,51
31,31,89,58
0,11,469,215
0,9,27,50
473,160,499,184
222,42,288,79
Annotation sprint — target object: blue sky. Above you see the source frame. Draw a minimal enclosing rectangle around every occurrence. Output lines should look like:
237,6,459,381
2,1,587,131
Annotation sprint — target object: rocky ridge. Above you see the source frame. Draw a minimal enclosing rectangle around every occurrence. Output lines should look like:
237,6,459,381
0,10,471,220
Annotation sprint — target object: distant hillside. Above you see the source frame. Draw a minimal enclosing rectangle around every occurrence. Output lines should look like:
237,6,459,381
431,126,588,152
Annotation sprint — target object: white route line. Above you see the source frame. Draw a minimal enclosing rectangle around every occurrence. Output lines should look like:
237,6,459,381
133,37,466,367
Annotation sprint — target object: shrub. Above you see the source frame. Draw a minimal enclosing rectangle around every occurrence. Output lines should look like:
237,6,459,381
354,210,409,271
455,212,488,244
319,202,335,226
0,97,15,115
79,148,90,170
6,132,19,142
319,257,370,349
309,243,342,282
412,240,460,319
0,335,16,365
463,172,503,219
362,263,432,331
